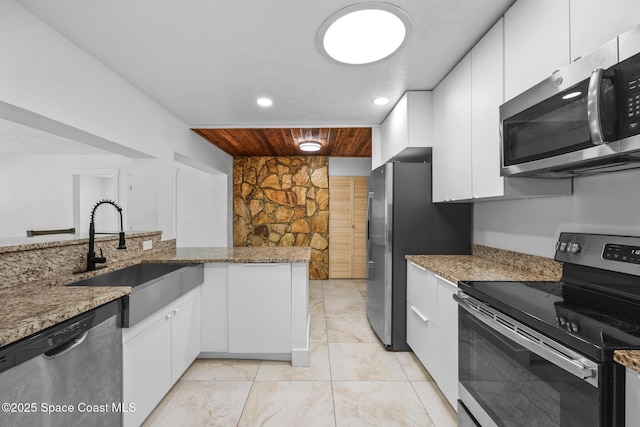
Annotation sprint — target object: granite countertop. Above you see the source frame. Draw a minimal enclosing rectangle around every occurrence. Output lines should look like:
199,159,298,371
405,254,562,284
146,246,312,264
614,350,640,374
0,245,312,350
0,284,130,348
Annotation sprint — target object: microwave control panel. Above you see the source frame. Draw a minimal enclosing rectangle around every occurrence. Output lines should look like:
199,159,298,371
619,53,640,137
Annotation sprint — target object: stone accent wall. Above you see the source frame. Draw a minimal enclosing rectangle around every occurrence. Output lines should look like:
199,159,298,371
233,156,329,279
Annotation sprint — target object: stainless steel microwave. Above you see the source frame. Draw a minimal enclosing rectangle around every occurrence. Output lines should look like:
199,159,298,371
500,24,640,178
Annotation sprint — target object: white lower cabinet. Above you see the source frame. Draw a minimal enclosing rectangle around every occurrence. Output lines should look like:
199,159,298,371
626,367,640,426
435,277,459,407
123,287,201,427
406,261,459,409
228,263,292,354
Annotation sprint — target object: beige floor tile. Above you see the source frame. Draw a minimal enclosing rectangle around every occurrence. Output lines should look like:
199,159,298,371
254,343,331,381
181,359,260,381
329,343,408,381
310,294,326,319
354,280,366,293
412,381,457,427
143,380,252,427
310,316,328,342
333,381,433,427
395,352,434,381
324,296,366,319
326,316,378,343
310,280,324,298
238,381,335,427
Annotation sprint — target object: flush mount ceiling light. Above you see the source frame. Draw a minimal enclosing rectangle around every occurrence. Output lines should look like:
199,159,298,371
317,3,411,65
299,141,322,152
373,97,389,105
257,97,273,107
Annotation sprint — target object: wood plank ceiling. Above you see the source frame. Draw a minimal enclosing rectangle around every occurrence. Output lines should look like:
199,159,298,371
192,128,371,157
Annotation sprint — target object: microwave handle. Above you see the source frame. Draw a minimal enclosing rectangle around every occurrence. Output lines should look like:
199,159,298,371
587,68,605,145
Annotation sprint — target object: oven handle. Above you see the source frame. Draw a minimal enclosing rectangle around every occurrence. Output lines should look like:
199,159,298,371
587,68,605,145
454,293,599,388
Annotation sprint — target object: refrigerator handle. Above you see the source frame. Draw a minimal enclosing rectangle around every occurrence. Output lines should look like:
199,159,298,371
366,191,373,280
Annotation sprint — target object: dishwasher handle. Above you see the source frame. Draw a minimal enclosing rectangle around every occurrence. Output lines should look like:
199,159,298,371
43,331,89,359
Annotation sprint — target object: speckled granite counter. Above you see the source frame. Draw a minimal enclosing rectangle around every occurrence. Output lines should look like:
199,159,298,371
0,284,130,348
406,246,562,284
614,350,640,373
1,245,311,351
146,246,312,264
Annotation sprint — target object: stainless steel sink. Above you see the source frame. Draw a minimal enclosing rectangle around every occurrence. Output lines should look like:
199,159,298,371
67,263,204,327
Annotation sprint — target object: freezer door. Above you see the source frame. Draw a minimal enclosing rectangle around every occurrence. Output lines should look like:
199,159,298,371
366,163,393,346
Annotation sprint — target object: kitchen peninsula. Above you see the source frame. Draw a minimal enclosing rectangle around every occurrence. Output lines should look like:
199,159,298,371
0,233,311,367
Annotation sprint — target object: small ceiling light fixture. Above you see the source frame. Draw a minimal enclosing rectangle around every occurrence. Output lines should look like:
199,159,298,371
373,97,389,105
318,3,411,65
257,97,273,107
299,141,322,152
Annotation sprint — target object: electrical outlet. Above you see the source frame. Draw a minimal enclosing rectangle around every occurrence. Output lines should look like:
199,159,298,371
143,240,153,250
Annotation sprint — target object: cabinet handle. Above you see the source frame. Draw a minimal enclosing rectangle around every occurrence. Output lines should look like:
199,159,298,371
173,309,180,315
410,262,426,271
410,305,428,323
165,313,173,319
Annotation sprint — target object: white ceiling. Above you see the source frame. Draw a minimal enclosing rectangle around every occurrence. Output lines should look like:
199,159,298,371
15,0,515,127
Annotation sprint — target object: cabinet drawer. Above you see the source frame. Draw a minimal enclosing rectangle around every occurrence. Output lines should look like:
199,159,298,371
407,261,438,325
406,302,438,375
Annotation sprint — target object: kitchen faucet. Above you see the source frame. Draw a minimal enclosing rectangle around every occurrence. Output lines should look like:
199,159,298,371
86,199,126,271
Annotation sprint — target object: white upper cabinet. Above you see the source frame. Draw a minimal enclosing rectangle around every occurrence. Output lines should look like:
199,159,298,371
432,54,472,202
504,0,570,101
471,19,505,199
379,91,433,164
470,18,572,201
571,0,640,61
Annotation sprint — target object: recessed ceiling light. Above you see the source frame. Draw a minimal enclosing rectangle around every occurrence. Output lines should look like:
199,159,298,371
257,98,273,107
562,91,582,100
373,97,389,105
299,141,322,152
318,3,411,65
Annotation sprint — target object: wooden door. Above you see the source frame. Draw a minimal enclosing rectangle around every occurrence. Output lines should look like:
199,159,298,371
329,176,367,278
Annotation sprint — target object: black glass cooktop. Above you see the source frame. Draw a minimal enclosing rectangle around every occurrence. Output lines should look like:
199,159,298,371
458,279,640,361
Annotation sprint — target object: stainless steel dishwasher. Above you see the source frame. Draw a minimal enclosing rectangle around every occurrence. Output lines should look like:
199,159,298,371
0,300,123,427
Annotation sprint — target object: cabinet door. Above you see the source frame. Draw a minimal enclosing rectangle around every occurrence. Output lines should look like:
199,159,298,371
570,0,640,62
381,93,409,162
123,315,172,427
471,18,505,199
432,53,472,202
504,0,570,100
436,277,459,408
228,263,292,353
406,302,439,376
406,261,438,325
171,287,201,383
200,263,229,352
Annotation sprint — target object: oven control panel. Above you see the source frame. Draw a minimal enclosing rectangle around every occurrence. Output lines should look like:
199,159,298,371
602,243,640,264
555,232,640,276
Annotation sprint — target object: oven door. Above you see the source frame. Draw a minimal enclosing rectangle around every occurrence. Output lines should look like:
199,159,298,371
455,293,612,427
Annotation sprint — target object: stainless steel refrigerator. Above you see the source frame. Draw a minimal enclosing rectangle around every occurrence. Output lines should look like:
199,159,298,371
366,161,471,351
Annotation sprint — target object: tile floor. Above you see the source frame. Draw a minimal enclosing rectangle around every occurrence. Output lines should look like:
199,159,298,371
143,279,457,427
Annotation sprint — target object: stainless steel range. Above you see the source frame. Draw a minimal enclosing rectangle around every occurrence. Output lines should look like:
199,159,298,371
455,233,640,427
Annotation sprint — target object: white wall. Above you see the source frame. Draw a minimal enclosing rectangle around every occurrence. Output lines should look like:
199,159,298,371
0,0,233,243
0,154,129,237
473,169,640,258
